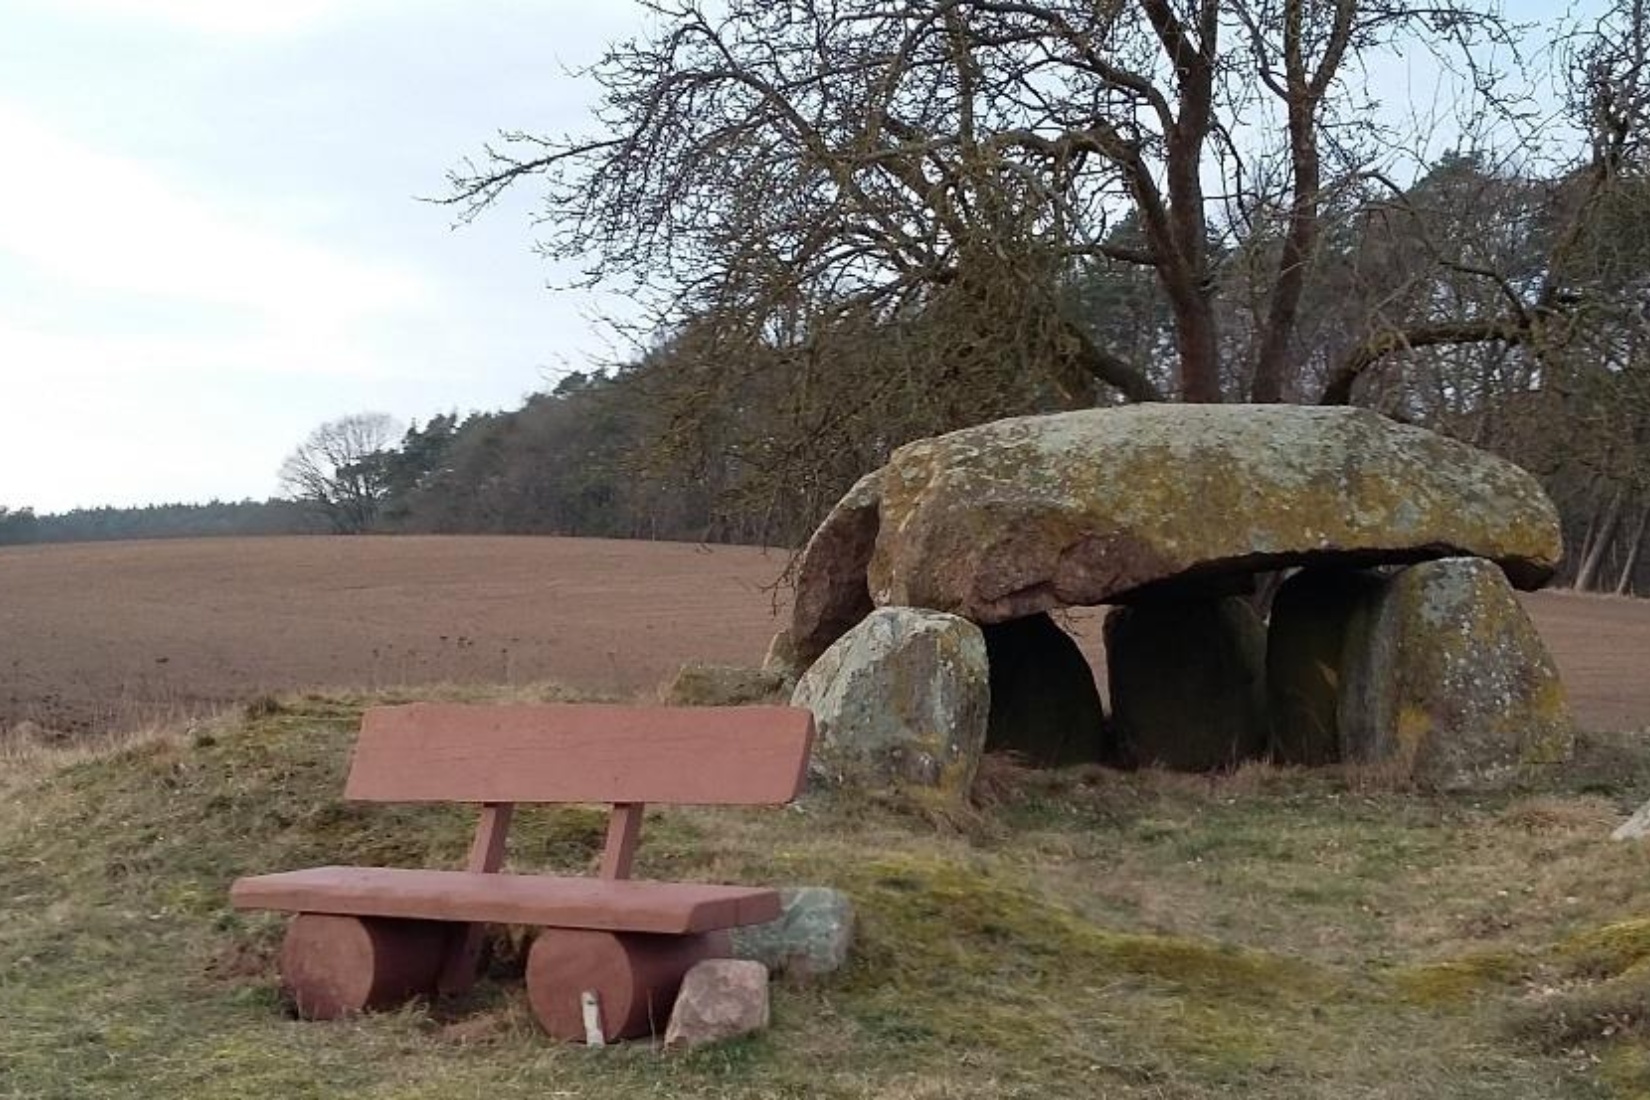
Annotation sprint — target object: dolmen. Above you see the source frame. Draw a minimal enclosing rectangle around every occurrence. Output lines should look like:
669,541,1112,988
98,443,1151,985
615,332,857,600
774,404,1572,796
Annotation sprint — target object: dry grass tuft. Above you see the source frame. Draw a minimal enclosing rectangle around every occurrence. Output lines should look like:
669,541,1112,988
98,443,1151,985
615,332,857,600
1502,796,1621,834
967,751,1042,810
1507,964,1650,1052
0,720,183,789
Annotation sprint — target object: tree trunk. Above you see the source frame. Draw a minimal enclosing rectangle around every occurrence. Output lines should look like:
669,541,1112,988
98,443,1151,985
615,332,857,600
1250,99,1320,403
1173,293,1224,402
1614,499,1650,596
1575,488,1625,592
1141,0,1221,403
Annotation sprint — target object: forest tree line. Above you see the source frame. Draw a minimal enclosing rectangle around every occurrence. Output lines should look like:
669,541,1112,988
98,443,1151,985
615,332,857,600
0,500,318,545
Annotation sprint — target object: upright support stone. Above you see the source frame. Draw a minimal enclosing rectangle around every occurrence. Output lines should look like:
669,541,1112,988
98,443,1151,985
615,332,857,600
1339,557,1574,789
981,614,1108,766
1105,597,1267,770
1265,568,1386,765
791,607,989,795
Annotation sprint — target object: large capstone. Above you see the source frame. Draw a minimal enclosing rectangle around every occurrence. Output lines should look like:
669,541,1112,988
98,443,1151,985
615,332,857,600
982,613,1108,766
1338,557,1574,789
790,405,1561,662
1105,596,1268,771
790,607,989,795
790,469,882,667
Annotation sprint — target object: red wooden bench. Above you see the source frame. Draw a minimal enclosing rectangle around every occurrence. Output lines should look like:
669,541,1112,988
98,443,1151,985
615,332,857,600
230,701,814,1042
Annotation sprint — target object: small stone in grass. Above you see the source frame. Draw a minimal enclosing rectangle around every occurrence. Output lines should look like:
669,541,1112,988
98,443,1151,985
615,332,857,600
730,887,855,978
664,959,770,1050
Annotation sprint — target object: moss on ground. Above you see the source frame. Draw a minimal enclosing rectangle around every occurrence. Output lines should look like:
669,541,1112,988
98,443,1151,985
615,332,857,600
1561,920,1650,978
1391,951,1530,1004
4,695,1650,1097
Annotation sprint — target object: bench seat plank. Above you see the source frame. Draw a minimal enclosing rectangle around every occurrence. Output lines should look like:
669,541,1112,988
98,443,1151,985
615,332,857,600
231,867,782,934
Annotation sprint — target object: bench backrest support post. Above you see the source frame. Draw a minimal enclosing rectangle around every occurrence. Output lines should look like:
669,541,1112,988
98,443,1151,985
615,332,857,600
437,801,515,996
466,801,515,873
600,802,644,881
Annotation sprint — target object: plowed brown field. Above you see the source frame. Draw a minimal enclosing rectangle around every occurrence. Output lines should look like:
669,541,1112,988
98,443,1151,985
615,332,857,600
1,535,1646,736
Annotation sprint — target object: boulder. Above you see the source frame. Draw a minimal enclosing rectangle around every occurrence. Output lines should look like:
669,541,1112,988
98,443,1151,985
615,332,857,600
663,959,770,1050
730,886,855,978
1266,568,1387,765
1340,557,1573,789
662,663,790,706
790,405,1561,661
1106,596,1268,770
791,607,989,795
982,614,1108,766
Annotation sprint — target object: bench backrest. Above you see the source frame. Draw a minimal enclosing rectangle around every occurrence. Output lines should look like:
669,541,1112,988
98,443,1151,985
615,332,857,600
343,702,815,884
345,702,814,805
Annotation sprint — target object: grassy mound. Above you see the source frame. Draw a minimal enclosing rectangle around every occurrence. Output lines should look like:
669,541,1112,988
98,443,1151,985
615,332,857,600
5,697,1650,1097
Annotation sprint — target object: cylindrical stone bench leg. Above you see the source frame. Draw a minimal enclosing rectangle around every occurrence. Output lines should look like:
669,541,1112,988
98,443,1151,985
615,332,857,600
526,928,730,1042
280,913,450,1020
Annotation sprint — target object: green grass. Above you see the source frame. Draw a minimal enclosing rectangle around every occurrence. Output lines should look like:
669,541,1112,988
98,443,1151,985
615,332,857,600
5,696,1650,1097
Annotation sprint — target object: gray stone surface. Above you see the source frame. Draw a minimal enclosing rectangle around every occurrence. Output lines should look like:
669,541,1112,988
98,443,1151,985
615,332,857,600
663,959,770,1050
791,607,989,795
790,405,1561,661
730,886,855,978
1106,596,1268,771
982,614,1108,766
1340,557,1574,789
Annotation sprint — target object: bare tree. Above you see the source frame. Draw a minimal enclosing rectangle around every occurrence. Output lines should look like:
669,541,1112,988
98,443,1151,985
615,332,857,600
446,0,1542,409
434,0,1650,571
1314,0,1650,406
278,413,401,534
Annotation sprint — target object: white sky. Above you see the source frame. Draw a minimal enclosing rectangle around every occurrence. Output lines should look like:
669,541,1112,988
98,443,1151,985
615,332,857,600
0,0,1603,512
0,0,641,511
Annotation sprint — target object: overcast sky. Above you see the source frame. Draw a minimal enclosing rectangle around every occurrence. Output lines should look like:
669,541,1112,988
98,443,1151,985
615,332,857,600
0,0,1598,513
0,0,646,512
